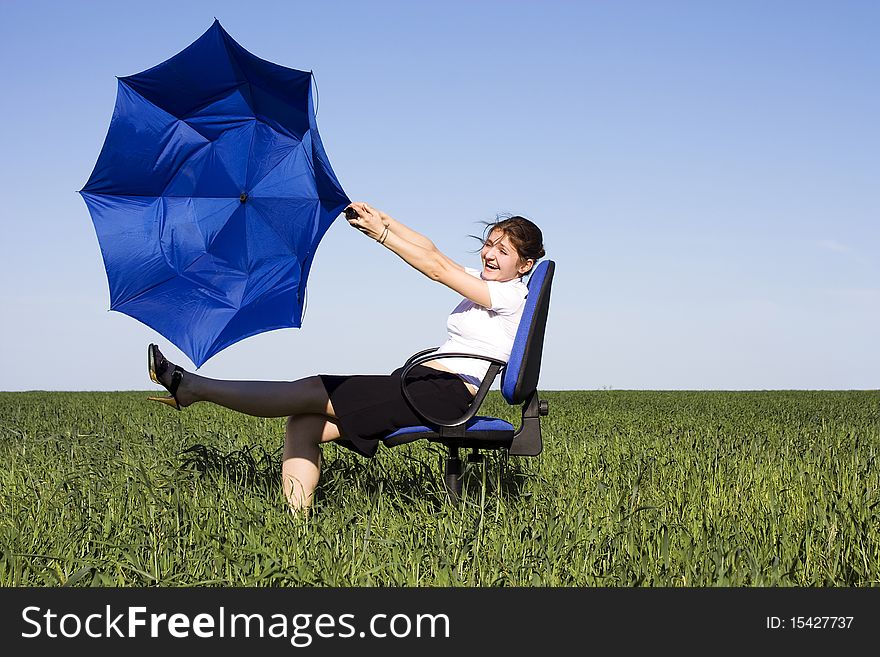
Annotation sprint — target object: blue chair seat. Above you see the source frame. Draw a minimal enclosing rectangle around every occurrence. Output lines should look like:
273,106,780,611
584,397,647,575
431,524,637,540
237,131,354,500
386,417,516,443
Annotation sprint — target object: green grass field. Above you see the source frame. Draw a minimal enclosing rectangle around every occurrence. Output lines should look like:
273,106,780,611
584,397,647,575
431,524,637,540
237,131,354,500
1,390,878,586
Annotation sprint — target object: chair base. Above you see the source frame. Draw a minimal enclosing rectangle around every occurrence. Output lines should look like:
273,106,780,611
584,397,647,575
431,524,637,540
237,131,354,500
443,448,490,502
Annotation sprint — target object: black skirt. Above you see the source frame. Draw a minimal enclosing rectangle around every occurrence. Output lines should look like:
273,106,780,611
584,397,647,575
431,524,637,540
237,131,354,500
319,365,474,458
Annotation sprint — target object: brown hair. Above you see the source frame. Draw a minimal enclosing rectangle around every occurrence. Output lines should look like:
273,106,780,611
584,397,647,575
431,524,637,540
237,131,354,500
473,213,545,273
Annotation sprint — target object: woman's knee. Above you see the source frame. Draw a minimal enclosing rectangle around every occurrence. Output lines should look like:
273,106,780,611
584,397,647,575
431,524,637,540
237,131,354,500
285,414,340,445
294,375,334,415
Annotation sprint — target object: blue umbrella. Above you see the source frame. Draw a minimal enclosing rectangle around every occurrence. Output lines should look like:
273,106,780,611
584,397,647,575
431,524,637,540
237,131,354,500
80,20,349,367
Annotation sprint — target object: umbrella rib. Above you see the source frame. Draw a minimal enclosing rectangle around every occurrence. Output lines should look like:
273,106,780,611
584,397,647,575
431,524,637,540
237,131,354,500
88,192,248,199
123,268,241,310
161,140,213,197
112,274,177,308
245,116,256,191
244,202,305,259
87,193,198,198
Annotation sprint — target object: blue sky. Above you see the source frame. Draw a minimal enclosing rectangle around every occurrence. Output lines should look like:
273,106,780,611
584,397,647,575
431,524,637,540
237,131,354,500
0,0,877,391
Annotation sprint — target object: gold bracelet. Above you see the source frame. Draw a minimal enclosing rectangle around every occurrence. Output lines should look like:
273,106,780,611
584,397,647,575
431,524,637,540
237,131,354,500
378,226,389,245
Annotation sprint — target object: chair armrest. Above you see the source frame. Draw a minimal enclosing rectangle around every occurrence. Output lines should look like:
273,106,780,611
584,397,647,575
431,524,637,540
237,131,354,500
400,351,506,428
402,347,443,368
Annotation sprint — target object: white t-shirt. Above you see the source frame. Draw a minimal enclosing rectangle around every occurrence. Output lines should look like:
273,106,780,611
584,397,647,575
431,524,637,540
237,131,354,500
432,267,528,387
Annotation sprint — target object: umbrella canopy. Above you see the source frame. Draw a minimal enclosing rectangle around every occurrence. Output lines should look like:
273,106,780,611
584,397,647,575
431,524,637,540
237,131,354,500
80,20,349,367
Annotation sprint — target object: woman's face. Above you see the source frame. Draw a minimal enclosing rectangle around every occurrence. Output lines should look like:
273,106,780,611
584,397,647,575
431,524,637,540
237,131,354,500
480,229,532,282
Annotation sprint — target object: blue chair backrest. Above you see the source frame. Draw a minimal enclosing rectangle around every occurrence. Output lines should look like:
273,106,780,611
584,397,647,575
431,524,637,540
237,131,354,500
500,260,555,405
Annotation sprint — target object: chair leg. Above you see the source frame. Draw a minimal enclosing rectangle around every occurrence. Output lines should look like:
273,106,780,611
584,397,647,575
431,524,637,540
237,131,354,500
444,447,463,502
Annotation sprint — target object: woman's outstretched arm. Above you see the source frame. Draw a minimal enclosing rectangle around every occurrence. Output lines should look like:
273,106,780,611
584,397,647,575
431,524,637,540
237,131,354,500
350,203,464,271
345,201,492,308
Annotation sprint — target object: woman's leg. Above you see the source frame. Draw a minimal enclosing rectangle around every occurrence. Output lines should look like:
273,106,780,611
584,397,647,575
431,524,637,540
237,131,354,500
282,414,342,510
177,371,334,418
152,345,334,417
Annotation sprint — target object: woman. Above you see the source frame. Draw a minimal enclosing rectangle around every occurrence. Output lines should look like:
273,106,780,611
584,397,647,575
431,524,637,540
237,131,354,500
148,202,545,511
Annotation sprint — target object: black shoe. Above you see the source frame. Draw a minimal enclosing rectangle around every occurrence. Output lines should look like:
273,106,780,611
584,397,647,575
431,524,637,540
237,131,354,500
147,343,184,410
